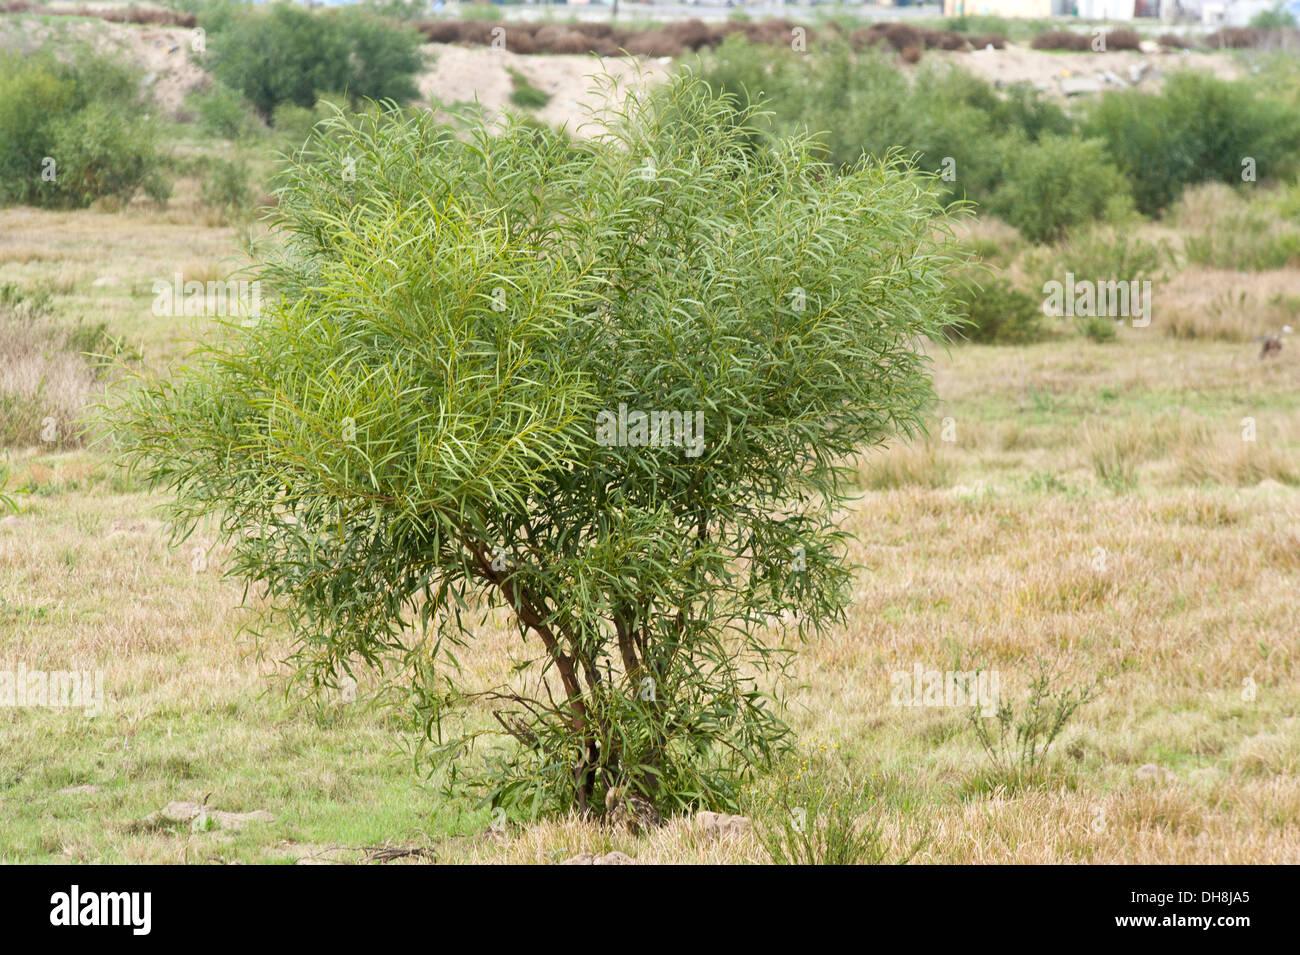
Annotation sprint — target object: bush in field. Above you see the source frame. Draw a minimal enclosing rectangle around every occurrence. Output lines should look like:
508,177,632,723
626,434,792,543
189,80,262,140
116,75,963,817
0,53,165,208
1085,72,1300,216
198,156,254,220
949,273,1044,344
0,283,109,448
698,36,1064,209
205,5,423,118
989,134,1132,244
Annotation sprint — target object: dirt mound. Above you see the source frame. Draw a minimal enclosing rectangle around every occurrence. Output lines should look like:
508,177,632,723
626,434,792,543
416,17,1004,60
1205,27,1300,49
0,2,195,27
1030,31,1093,52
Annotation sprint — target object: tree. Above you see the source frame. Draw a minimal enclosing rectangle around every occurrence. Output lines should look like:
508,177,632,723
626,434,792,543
204,5,423,119
117,74,963,817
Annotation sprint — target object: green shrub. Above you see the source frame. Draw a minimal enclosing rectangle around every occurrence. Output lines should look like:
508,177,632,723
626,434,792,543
698,36,1066,209
1085,72,1300,216
199,157,254,219
189,80,262,140
950,273,1044,344
969,659,1103,791
748,744,916,865
205,5,423,119
1249,3,1297,28
1182,207,1300,270
989,134,1132,244
1078,315,1119,343
45,101,160,208
0,53,165,209
508,68,551,110
1025,226,1170,290
116,76,965,817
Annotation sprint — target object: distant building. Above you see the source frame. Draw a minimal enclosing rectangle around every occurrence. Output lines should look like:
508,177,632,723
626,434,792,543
942,0,1072,17
944,0,1299,18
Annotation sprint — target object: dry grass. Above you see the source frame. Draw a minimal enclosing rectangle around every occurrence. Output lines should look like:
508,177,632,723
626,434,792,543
2,169,1299,866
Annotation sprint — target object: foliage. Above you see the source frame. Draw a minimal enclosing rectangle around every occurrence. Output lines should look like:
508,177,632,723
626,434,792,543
508,68,551,110
204,4,424,118
189,80,262,141
198,156,254,220
748,742,913,865
0,52,165,209
1249,3,1297,29
0,460,17,515
115,73,965,817
949,273,1044,344
988,134,1132,244
699,35,1071,214
1085,72,1300,216
969,660,1102,789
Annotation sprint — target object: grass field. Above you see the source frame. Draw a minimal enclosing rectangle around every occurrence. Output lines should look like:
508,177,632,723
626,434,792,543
2,182,1297,863
2,5,1299,864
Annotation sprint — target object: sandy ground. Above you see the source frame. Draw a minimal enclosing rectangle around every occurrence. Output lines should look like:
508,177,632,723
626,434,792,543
0,18,209,115
417,44,671,132
940,43,1240,95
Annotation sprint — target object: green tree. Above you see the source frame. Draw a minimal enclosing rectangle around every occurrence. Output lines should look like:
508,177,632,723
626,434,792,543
117,75,963,816
989,134,1132,244
0,53,164,209
205,4,423,119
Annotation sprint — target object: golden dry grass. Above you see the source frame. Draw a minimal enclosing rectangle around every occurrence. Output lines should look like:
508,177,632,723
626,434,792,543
2,191,1299,865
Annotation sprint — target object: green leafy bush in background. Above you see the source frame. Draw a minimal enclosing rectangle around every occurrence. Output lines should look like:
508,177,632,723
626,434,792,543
0,53,167,209
203,4,424,119
1085,72,1300,216
988,134,1132,244
700,36,1079,217
189,80,263,141
949,273,1044,344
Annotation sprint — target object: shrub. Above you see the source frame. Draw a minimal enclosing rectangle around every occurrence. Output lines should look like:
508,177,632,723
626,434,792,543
205,5,423,118
0,283,109,449
189,80,262,141
0,53,165,209
1078,315,1119,343
698,36,1064,209
116,75,964,817
969,659,1103,791
949,273,1044,344
1030,30,1092,51
1249,4,1297,29
989,134,1132,244
199,157,254,220
1085,72,1300,216
507,68,550,110
1026,226,1170,289
1103,28,1141,51
748,744,915,865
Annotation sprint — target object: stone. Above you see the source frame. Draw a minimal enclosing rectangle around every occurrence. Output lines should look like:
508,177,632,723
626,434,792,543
694,811,751,838
1060,77,1103,96
146,801,273,831
560,851,637,865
